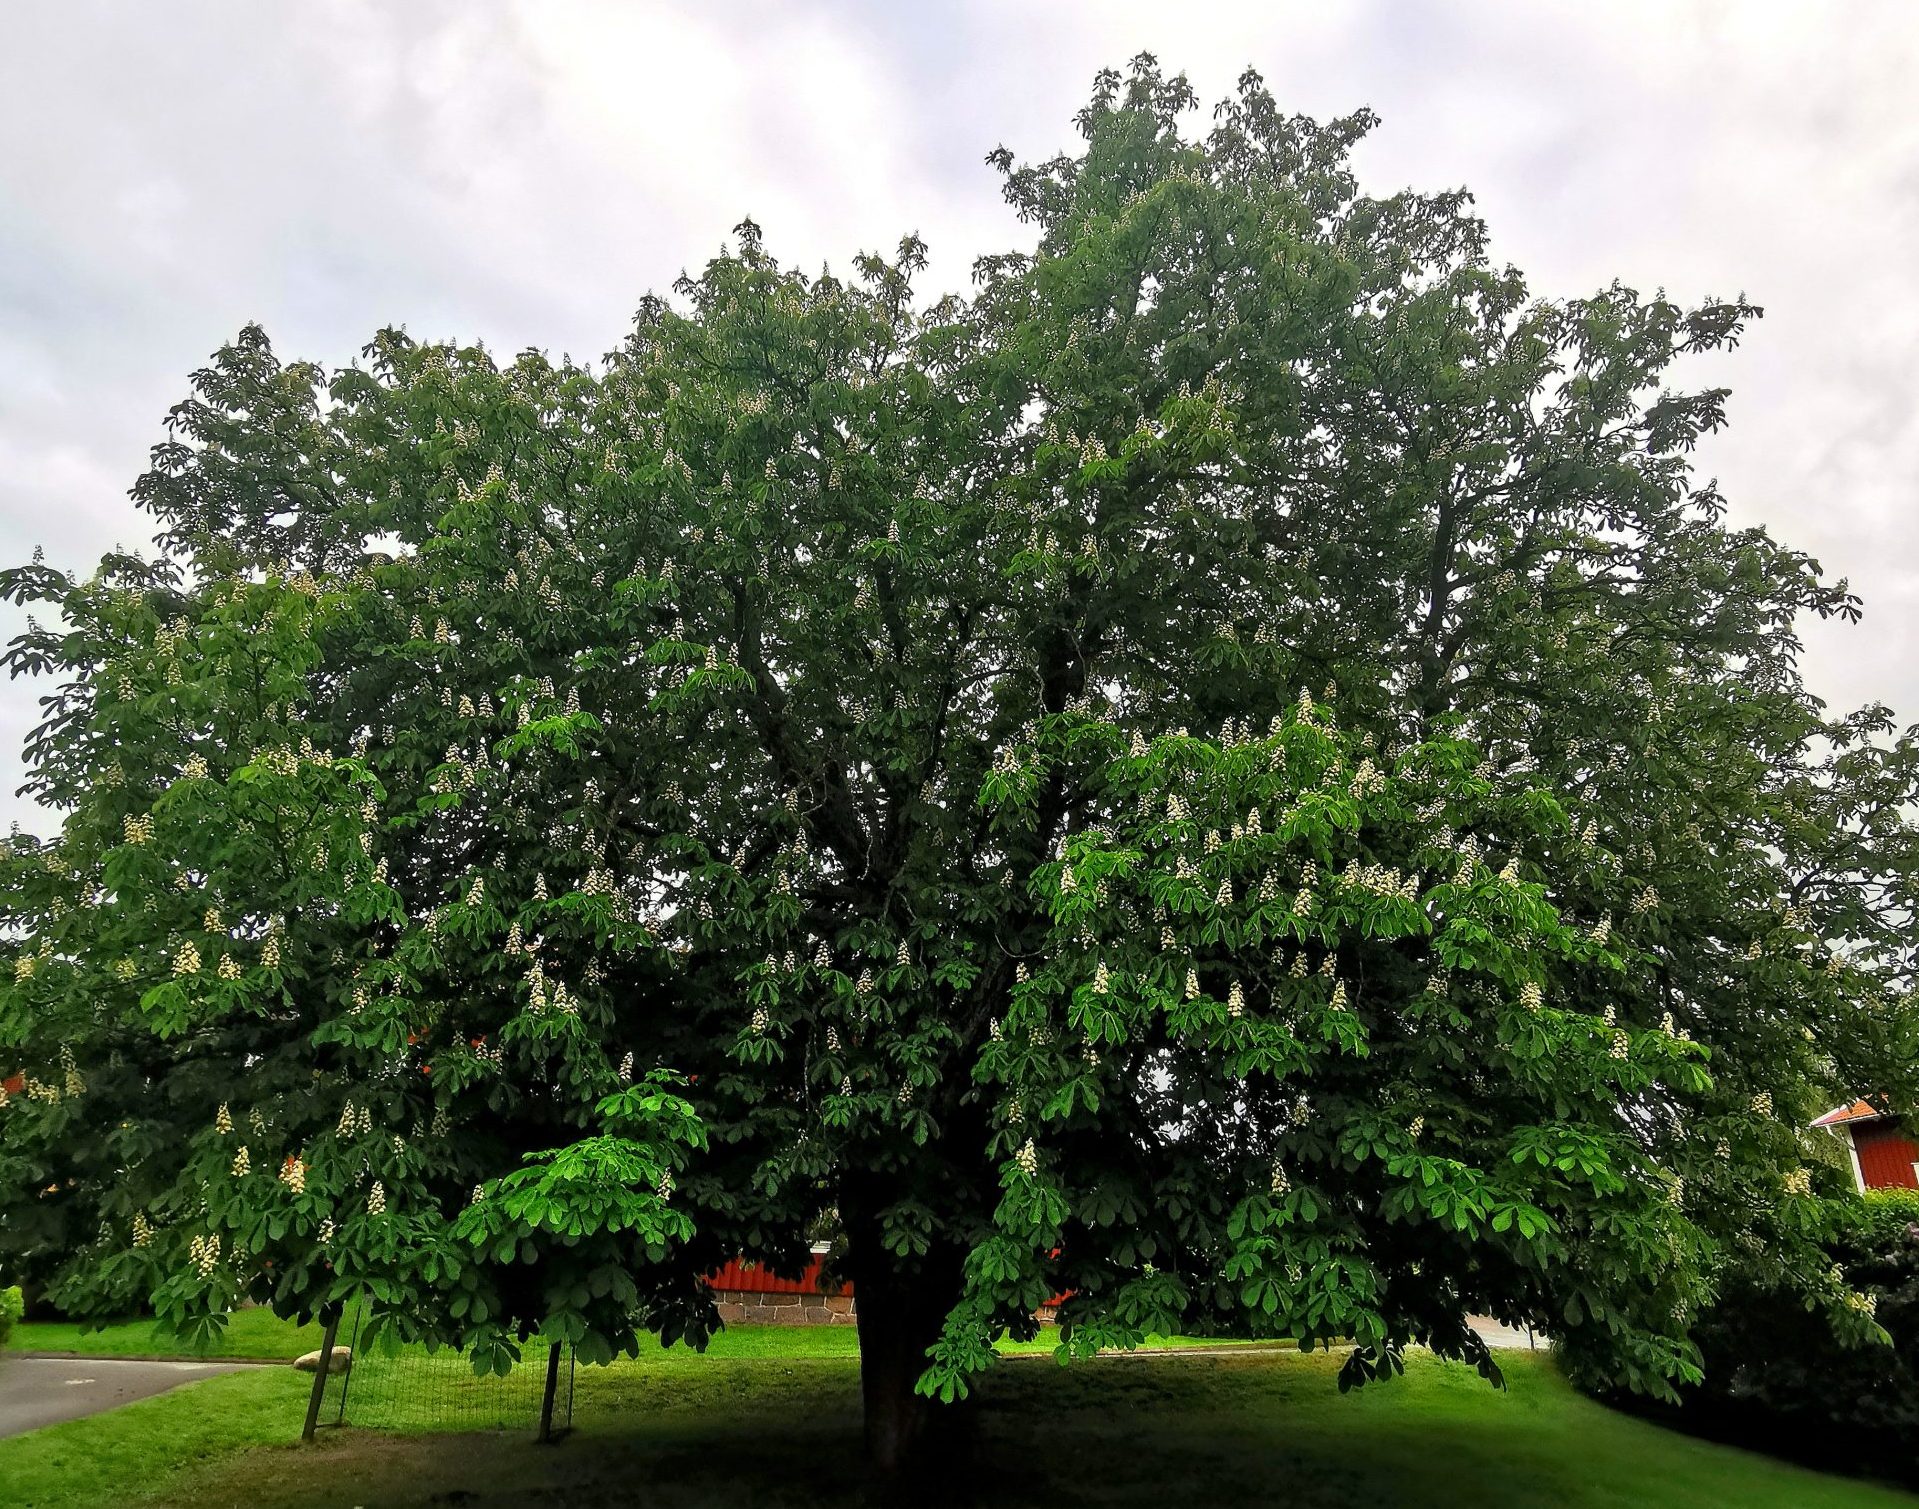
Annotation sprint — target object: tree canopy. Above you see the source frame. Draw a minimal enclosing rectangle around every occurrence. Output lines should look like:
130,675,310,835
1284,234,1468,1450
4,56,1917,1471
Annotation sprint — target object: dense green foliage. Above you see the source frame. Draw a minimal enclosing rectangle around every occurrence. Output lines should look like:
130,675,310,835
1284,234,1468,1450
3,57,1917,1462
0,1282,22,1347
1621,1187,1919,1485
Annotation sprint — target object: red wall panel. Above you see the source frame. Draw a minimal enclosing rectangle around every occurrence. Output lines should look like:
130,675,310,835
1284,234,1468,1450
706,1255,850,1296
1855,1120,1919,1190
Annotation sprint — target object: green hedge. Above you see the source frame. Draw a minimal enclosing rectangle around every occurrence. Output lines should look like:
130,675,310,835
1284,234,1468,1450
1853,1187,1919,1246
1618,1189,1919,1486
0,1285,23,1348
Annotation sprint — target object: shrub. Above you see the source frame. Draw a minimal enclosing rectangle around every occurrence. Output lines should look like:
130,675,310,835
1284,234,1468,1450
0,1285,23,1348
1616,1190,1919,1486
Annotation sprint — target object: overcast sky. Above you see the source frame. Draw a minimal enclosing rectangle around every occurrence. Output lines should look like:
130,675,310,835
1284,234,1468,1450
2,1,1917,833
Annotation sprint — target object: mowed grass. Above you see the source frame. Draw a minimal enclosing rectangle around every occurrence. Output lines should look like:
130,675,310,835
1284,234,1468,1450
9,1306,1239,1363
2,1343,1913,1509
11,1306,329,1360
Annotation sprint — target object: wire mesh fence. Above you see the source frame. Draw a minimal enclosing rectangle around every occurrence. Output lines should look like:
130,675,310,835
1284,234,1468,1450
315,1294,574,1440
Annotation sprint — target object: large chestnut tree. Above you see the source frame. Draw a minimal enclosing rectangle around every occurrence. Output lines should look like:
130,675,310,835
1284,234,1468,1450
5,58,1917,1471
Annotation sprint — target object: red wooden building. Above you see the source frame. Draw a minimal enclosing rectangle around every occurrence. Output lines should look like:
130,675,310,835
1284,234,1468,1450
1814,1101,1919,1192
707,1248,856,1325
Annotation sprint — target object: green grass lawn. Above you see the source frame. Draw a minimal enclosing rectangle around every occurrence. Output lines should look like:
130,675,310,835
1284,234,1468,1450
10,1306,329,1360
1,1341,1912,1508
10,1306,1242,1363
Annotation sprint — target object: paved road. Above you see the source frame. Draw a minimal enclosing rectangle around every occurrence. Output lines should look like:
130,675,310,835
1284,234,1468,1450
0,1354,250,1439
1468,1315,1544,1349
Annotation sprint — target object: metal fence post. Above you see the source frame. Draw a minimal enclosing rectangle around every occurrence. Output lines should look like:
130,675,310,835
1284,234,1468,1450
301,1305,342,1443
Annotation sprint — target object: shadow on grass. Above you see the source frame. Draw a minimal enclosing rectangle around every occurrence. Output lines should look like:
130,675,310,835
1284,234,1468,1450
124,1351,1918,1509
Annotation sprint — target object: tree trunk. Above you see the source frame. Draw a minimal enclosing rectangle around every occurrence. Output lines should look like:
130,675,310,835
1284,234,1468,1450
845,1225,970,1476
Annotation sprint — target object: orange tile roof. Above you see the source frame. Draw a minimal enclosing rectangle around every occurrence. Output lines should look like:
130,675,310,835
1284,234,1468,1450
1812,1099,1883,1127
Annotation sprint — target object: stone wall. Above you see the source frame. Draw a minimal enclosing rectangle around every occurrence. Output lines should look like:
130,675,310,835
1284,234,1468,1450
714,1290,857,1325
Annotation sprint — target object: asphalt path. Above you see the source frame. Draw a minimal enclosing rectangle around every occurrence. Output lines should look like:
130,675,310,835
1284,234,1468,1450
0,1353,251,1439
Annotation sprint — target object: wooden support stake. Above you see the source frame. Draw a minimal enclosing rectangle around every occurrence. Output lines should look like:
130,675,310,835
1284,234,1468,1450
537,1340,563,1444
301,1306,342,1443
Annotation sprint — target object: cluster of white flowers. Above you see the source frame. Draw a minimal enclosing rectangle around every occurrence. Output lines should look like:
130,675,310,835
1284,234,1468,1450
1348,758,1386,799
1715,1138,1732,1161
1609,1031,1630,1060
319,1217,335,1244
1668,1177,1685,1208
1845,1290,1879,1319
280,1157,306,1194
1328,980,1350,1013
114,956,138,981
215,1103,234,1134
1184,966,1201,1001
19,1074,59,1104
1408,1116,1425,1142
618,1052,635,1079
1269,1161,1290,1196
1341,859,1417,902
12,955,34,982
855,969,875,998
1014,1139,1039,1176
173,941,202,977
132,1212,153,1247
1630,885,1658,916
189,1232,222,1278
1092,960,1111,996
1226,981,1245,1018
749,1006,770,1034
1782,1167,1812,1197
337,1102,373,1138
217,954,242,981
1519,981,1543,1013
122,812,155,845
1751,1091,1773,1117
231,1145,251,1177
180,754,209,781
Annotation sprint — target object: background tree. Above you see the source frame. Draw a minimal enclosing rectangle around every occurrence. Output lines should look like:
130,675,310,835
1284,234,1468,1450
3,56,1916,1473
